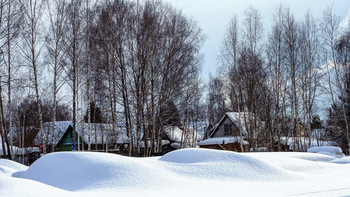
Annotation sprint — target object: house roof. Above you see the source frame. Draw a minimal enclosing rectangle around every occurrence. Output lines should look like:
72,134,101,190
197,136,249,146
163,126,202,148
210,112,256,138
36,121,129,146
35,121,72,145
79,123,128,145
163,126,202,142
71,123,129,145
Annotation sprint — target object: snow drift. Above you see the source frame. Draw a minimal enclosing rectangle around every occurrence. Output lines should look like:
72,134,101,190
20,152,171,191
20,149,294,191
1,148,350,196
307,146,345,157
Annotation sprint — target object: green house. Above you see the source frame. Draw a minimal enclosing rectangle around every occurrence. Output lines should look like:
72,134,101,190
56,125,83,151
55,122,129,152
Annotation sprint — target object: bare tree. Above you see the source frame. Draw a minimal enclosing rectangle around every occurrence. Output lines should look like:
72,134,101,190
321,7,350,154
45,0,67,152
240,5,264,151
20,0,45,154
299,11,322,148
266,5,287,151
64,0,83,150
283,8,302,151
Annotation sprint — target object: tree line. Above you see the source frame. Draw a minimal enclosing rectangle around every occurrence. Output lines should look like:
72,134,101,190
0,0,205,158
209,5,350,154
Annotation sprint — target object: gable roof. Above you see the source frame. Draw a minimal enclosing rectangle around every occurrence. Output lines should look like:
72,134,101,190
74,123,129,145
209,112,261,138
35,121,72,146
163,126,202,148
36,121,129,146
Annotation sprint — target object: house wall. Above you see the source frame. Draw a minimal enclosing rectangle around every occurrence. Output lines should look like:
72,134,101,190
213,117,241,137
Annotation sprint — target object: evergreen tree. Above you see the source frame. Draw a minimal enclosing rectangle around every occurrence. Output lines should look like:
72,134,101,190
84,102,104,123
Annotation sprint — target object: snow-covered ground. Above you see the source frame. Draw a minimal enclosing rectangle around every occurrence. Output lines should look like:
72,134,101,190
0,148,350,197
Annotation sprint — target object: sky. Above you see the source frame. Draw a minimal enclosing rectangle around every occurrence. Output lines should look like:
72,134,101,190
162,0,350,81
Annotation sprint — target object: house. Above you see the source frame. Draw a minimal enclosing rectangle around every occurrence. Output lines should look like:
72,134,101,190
161,126,202,153
55,122,129,153
198,112,252,152
34,121,73,152
140,125,202,155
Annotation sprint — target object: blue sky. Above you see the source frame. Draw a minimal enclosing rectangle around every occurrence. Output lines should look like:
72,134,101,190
163,0,350,81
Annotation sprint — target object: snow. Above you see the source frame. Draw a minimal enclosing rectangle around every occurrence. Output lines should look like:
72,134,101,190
280,137,338,151
308,146,345,157
1,148,350,196
0,159,27,176
197,136,249,146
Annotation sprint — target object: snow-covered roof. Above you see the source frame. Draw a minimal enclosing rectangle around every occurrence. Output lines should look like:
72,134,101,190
197,136,249,146
279,137,337,151
226,112,264,137
69,123,129,145
35,121,73,145
163,126,201,143
163,126,202,148
307,146,345,158
35,121,129,146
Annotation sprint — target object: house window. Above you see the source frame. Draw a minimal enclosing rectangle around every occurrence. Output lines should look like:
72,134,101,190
224,124,232,135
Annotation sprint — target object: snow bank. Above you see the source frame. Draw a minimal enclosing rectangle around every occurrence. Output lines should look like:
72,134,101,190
159,148,295,181
307,146,345,158
0,159,27,176
331,157,350,164
20,152,171,191
1,148,350,196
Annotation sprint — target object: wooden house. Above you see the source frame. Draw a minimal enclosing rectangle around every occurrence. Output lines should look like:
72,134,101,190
161,126,202,153
35,121,72,153
34,121,129,153
140,126,202,155
198,112,252,152
55,123,129,153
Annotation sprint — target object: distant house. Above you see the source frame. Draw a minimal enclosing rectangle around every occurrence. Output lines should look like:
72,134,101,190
140,125,202,155
34,121,129,153
55,122,129,153
35,121,72,152
198,112,251,152
161,126,202,153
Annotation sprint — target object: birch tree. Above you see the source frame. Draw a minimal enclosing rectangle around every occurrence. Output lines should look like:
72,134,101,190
299,11,322,148
266,6,287,151
45,0,67,152
65,0,82,150
20,0,46,154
